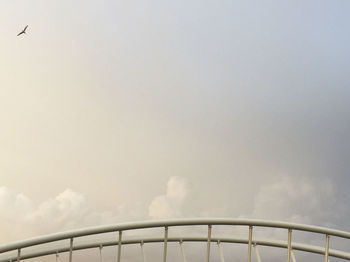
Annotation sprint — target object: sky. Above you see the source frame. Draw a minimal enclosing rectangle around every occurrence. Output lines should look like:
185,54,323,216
1,0,350,260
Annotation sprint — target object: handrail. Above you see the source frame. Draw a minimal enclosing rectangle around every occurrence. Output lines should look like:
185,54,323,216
1,236,350,261
1,218,350,262
1,218,349,253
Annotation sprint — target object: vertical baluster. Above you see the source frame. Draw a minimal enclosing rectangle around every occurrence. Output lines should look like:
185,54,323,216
287,229,292,262
99,245,103,262
69,238,73,262
247,226,253,262
117,231,122,262
206,225,212,262
56,252,59,262
179,240,187,262
17,249,21,262
163,227,168,262
140,241,146,262
324,235,330,262
217,240,225,262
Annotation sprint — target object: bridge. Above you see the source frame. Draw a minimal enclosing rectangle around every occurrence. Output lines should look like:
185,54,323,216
0,218,349,262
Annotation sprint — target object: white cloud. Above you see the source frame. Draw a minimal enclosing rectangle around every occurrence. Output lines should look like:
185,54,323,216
0,174,340,248
0,186,33,218
251,175,335,225
0,187,143,243
148,176,188,219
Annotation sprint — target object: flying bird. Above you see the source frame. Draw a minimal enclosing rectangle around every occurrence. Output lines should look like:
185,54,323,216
17,25,28,36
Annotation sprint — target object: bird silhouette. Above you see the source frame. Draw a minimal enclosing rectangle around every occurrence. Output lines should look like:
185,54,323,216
17,25,28,36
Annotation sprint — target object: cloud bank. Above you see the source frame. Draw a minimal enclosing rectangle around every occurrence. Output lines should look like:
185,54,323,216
0,175,340,244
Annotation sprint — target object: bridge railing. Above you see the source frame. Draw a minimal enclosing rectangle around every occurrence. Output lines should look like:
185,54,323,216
1,218,350,262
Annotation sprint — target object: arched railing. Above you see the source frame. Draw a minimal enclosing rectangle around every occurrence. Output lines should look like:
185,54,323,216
0,218,349,262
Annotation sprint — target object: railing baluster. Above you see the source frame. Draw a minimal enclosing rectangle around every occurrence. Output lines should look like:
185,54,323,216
253,244,262,262
287,229,292,262
247,226,253,262
117,231,122,262
324,234,330,262
163,227,168,262
69,238,73,262
291,250,297,262
17,249,21,262
1,219,350,262
179,240,187,262
140,241,146,262
217,240,225,262
99,245,103,262
206,225,212,262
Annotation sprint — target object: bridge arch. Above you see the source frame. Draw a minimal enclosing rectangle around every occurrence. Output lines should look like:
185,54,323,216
0,218,349,262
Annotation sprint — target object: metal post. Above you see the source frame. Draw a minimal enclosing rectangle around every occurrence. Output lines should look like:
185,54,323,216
117,231,122,262
55,252,59,262
17,249,21,262
247,226,253,262
140,241,146,262
163,227,168,262
69,238,73,262
253,244,261,262
287,229,292,262
206,225,212,262
99,245,103,262
179,240,187,262
291,250,297,262
324,234,330,262
217,240,225,262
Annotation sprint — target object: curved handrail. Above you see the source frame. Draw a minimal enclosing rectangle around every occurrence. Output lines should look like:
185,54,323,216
1,236,350,262
0,218,349,253
1,218,349,262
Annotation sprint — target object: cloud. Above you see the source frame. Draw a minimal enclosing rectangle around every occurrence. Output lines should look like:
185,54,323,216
26,189,93,233
0,186,33,218
148,176,188,219
250,176,336,225
0,175,340,247
0,188,144,243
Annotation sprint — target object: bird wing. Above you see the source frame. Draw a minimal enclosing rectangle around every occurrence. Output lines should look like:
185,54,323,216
17,25,28,36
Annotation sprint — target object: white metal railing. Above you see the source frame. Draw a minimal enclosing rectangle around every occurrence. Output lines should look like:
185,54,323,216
1,218,350,262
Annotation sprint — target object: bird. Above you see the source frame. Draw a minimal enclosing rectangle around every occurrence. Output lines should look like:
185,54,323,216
17,25,28,36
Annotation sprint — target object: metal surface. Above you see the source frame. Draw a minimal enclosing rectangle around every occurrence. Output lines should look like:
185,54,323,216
287,229,292,262
325,234,330,262
140,241,146,262
2,236,350,261
217,241,225,262
179,240,186,262
163,226,168,262
16,249,20,262
2,219,350,253
248,226,253,262
253,244,262,262
291,250,297,262
206,225,212,262
1,218,350,262
69,238,73,262
99,245,103,262
117,231,122,262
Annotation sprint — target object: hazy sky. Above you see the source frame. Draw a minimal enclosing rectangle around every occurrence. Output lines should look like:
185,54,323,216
1,0,350,249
